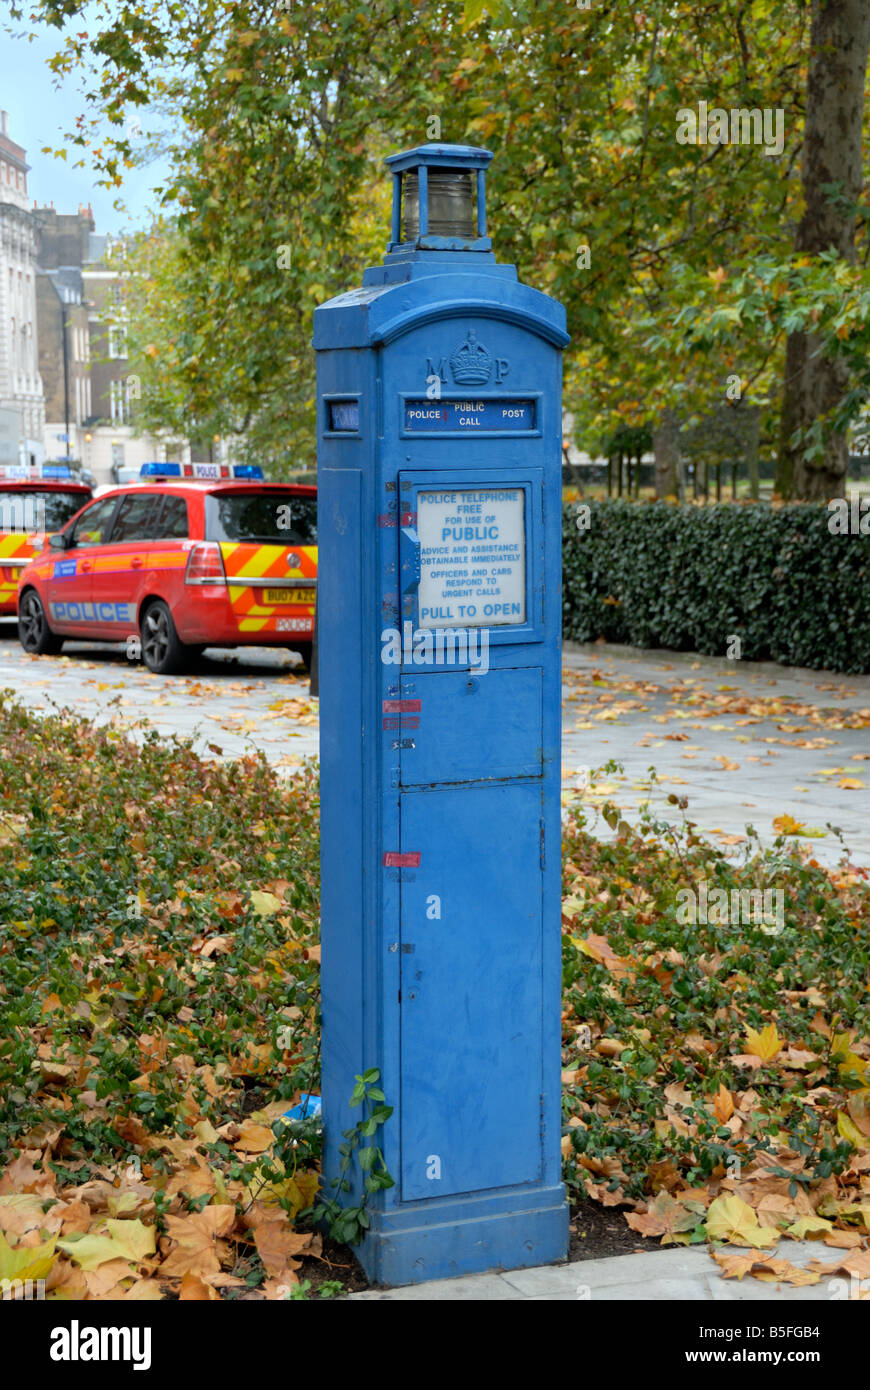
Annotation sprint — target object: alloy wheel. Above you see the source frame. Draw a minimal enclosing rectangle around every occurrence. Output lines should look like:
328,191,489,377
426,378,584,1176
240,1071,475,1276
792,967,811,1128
142,606,170,669
19,592,44,651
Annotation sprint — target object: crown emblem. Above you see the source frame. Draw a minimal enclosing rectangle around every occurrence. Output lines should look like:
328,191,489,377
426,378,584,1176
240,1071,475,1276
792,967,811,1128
450,331,492,386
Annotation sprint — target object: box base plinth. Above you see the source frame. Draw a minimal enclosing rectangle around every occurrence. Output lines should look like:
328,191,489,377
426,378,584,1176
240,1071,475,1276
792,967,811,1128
354,1184,570,1288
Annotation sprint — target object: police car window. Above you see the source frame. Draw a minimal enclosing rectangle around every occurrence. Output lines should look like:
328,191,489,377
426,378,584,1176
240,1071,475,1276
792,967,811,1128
111,493,162,542
70,497,119,547
156,496,189,539
0,490,85,532
205,492,317,544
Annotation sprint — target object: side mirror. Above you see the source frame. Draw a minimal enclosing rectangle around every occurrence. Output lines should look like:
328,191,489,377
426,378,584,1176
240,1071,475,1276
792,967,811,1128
49,532,70,551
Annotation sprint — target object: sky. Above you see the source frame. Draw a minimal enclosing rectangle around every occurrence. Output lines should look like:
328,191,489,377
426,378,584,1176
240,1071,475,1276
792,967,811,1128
1,12,172,236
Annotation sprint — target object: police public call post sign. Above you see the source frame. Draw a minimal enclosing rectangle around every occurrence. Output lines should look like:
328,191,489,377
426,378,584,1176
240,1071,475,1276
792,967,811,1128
404,398,536,432
315,143,569,1285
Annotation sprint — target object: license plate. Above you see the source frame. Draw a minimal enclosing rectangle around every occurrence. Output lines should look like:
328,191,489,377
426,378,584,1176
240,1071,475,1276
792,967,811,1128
264,587,313,605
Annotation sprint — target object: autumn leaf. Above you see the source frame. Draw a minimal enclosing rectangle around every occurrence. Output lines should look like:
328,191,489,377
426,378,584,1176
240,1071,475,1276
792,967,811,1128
0,1230,57,1284
837,1111,866,1147
159,1205,236,1277
772,814,806,835
179,1271,221,1300
232,1120,275,1155
124,1279,167,1300
712,1084,735,1123
745,1023,783,1063
785,1215,833,1239
705,1195,779,1248
847,1089,870,1137
710,1249,760,1280
572,932,633,979
57,1218,156,1271
253,1221,313,1277
625,1191,697,1242
250,890,282,916
753,1261,821,1286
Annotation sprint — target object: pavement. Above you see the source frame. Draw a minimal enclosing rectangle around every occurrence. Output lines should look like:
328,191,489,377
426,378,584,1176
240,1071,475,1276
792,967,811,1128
1,625,867,865
560,641,870,867
351,1239,868,1301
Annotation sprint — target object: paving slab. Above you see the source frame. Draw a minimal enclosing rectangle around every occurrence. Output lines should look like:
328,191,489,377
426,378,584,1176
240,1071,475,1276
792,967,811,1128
349,1239,863,1301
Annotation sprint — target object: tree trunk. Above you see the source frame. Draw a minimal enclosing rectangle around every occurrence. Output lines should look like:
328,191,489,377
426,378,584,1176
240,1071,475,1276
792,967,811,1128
777,0,870,500
653,410,680,498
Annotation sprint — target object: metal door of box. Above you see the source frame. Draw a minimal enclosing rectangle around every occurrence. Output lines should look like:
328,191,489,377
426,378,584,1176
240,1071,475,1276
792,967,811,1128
399,667,543,786
399,780,544,1200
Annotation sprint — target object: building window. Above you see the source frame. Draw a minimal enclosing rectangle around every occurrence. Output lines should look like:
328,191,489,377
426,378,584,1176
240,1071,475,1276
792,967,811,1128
108,324,127,359
110,379,128,425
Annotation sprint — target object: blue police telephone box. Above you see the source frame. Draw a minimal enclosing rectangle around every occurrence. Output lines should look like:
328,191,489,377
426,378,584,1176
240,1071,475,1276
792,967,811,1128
315,144,569,1285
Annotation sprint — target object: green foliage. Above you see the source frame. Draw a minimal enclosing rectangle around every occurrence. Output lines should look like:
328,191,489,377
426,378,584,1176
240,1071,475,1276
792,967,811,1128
0,693,321,1165
562,500,870,673
288,1277,345,1300
11,1,849,479
560,795,870,1204
316,1069,395,1246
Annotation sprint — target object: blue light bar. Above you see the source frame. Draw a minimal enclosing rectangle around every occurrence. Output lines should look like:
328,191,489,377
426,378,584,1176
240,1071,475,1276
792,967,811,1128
140,462,181,477
232,464,264,479
41,463,72,479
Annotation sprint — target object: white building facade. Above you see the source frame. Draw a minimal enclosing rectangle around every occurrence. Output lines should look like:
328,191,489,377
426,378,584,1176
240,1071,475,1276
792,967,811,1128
0,110,45,465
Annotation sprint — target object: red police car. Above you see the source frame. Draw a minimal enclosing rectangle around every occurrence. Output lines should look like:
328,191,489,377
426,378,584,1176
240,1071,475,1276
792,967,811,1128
17,463,317,673
0,464,92,615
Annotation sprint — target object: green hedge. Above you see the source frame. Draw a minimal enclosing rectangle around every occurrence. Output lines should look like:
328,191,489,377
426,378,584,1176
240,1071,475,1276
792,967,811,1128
562,500,870,674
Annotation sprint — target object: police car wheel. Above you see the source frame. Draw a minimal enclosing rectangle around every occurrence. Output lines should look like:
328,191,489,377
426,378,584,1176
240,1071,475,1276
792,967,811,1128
140,600,189,675
18,590,64,656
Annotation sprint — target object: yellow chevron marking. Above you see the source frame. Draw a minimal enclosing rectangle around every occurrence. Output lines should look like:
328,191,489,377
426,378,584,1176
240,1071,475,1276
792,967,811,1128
0,535,30,557
243,600,316,617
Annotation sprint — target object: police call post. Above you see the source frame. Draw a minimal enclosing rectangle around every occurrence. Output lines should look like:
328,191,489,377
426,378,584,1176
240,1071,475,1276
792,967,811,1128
416,488,526,629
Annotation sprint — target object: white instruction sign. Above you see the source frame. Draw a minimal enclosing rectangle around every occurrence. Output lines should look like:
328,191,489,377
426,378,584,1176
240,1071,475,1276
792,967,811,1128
416,487,526,628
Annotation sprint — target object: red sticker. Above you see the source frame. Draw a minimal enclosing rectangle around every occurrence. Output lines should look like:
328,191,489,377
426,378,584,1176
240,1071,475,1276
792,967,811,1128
382,699,422,713
382,852,422,868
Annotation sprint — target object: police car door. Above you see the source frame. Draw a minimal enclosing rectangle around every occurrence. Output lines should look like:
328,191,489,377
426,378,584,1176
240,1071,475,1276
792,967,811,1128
89,491,162,632
46,495,119,634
